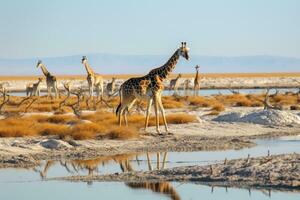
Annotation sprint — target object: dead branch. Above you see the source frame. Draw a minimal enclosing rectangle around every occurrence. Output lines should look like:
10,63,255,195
0,90,10,114
262,88,282,110
24,97,38,113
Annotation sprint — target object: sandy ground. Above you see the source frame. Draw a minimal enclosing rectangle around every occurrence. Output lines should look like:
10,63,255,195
1,107,299,168
53,153,300,190
2,76,300,92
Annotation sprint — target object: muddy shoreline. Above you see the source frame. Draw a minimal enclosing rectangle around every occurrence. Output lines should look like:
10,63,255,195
0,124,299,169
51,153,300,190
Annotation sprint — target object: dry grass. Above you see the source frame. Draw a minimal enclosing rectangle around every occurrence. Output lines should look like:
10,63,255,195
211,103,225,112
106,126,139,140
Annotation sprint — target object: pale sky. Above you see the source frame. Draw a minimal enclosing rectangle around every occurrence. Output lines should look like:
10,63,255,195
0,0,299,59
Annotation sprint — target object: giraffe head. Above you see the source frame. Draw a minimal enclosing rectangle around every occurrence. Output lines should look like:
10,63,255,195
81,56,87,64
178,42,190,60
38,77,43,82
178,73,182,78
195,65,200,70
36,60,42,68
139,79,151,95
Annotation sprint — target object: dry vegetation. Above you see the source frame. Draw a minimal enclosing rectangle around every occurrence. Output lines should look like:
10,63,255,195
0,89,298,140
0,109,197,140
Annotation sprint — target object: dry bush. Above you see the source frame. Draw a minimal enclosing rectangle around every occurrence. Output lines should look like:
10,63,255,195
36,123,71,138
210,103,225,112
166,113,197,124
270,94,297,105
148,113,197,126
71,122,105,135
0,117,38,137
106,126,139,140
162,98,185,109
69,130,96,140
187,96,210,107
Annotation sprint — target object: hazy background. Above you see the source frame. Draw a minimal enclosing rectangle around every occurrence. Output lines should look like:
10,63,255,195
0,0,299,75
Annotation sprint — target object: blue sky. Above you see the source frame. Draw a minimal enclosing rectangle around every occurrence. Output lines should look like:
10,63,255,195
0,0,299,59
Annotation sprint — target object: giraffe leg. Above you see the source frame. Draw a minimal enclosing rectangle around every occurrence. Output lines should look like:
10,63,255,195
123,99,136,126
47,85,51,98
144,98,153,131
123,108,128,126
101,82,104,99
54,84,58,99
118,107,125,126
89,84,94,100
157,95,169,133
153,95,161,134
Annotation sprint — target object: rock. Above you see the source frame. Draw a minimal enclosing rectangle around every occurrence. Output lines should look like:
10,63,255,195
39,139,73,150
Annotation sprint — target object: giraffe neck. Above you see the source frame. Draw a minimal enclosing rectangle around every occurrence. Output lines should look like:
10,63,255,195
148,49,180,81
175,75,180,81
195,69,199,80
40,64,50,77
84,61,94,76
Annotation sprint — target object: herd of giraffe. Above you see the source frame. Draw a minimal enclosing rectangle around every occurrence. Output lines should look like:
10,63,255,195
9,42,202,134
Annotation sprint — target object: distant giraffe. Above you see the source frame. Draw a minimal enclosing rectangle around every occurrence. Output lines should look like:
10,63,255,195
106,77,116,96
169,73,182,93
36,60,59,98
116,42,190,134
81,56,104,99
26,77,43,97
183,79,191,96
194,65,200,96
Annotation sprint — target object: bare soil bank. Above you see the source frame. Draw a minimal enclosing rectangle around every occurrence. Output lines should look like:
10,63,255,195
53,153,300,190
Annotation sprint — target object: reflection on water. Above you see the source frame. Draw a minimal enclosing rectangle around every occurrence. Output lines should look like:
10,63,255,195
1,137,300,199
126,182,180,200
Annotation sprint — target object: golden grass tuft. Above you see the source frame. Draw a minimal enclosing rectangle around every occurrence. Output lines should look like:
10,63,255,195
37,123,71,138
106,126,139,140
211,103,225,112
188,96,210,107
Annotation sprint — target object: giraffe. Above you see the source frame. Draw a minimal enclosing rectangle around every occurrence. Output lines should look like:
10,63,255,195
194,65,200,96
106,77,116,96
26,77,43,97
117,79,151,126
116,42,190,134
81,56,104,99
183,79,191,96
169,73,182,93
36,60,59,98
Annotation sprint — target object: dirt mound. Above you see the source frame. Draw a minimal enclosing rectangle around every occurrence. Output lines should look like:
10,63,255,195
213,110,300,126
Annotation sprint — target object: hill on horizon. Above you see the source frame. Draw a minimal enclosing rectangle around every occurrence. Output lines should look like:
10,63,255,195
0,54,299,76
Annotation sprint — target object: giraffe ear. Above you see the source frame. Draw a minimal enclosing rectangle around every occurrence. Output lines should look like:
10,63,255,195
181,42,184,47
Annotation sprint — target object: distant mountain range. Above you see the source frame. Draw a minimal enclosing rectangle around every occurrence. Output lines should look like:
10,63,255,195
0,54,299,76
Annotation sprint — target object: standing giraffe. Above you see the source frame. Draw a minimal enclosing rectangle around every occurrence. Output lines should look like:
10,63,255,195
194,65,200,96
106,77,116,96
26,77,43,97
116,42,190,134
169,73,182,94
81,56,104,99
36,60,59,98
